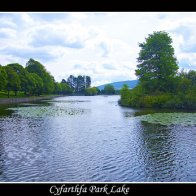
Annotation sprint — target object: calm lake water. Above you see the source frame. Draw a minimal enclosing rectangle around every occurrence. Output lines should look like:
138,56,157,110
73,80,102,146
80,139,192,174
0,95,195,182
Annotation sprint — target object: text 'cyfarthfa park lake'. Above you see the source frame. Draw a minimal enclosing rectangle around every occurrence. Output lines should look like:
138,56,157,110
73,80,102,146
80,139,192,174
0,95,195,182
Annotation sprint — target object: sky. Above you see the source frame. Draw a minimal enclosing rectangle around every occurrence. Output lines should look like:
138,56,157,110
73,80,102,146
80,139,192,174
0,12,196,86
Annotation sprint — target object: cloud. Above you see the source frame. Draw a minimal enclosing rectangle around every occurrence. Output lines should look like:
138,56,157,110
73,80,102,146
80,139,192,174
157,13,168,20
0,17,17,29
0,47,56,62
178,58,196,70
29,22,96,49
102,63,115,70
172,25,191,40
0,27,16,39
181,45,196,53
31,31,85,49
99,42,110,57
74,64,83,69
0,31,9,39
28,13,70,22
1,12,196,86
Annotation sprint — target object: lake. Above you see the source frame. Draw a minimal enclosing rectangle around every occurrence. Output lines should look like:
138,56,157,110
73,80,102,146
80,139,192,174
0,95,195,182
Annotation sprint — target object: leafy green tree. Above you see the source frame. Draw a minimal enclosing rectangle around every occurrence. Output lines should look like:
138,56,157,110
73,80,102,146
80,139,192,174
85,87,98,96
136,31,178,93
0,65,7,91
60,83,73,95
104,84,115,95
4,66,21,97
45,73,55,94
61,79,67,84
26,58,54,94
28,73,43,96
7,63,29,94
96,87,101,95
27,73,36,95
120,84,130,106
187,70,196,85
26,58,46,78
54,82,62,95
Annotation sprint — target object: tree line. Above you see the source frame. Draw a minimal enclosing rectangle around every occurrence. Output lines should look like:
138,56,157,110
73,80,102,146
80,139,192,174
85,84,117,96
120,31,196,109
0,57,119,98
0,58,93,98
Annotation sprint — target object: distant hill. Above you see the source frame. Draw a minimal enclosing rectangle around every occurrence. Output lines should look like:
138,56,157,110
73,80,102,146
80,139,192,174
96,80,138,90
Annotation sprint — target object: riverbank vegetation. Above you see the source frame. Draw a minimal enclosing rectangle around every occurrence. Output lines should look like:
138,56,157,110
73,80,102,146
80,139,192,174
0,59,92,98
84,84,117,96
120,31,196,109
0,56,118,98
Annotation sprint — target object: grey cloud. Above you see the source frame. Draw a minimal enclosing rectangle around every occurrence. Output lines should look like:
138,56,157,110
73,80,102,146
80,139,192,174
181,45,196,53
171,25,192,40
171,25,196,54
31,30,85,49
74,64,83,69
179,59,196,70
179,59,190,68
1,47,56,62
102,63,115,70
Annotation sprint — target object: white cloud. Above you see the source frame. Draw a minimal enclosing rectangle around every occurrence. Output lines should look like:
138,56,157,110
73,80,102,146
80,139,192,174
0,12,196,86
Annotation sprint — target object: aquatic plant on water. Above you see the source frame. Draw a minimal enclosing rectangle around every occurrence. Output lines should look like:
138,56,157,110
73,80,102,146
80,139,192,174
7,105,88,118
138,113,196,126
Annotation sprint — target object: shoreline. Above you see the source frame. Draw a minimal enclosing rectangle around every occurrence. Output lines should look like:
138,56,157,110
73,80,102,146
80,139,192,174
0,95,62,105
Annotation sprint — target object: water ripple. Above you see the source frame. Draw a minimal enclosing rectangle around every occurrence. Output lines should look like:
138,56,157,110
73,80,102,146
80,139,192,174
0,96,195,182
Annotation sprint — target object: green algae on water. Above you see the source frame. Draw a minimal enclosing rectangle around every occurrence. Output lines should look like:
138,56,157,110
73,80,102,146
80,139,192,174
139,113,196,126
7,105,88,118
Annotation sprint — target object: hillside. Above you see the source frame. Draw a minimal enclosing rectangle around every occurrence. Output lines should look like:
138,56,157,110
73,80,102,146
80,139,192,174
96,80,138,90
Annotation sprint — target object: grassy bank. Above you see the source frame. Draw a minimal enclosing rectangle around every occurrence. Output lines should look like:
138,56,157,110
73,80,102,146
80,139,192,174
0,90,26,98
0,91,61,105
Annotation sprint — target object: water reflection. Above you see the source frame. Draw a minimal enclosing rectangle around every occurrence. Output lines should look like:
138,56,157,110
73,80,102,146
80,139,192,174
136,121,196,181
0,95,195,181
135,122,175,181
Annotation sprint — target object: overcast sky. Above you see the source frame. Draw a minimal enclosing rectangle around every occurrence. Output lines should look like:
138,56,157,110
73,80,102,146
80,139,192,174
0,12,196,86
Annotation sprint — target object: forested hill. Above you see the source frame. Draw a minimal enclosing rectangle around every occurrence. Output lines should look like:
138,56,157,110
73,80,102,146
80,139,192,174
97,80,138,90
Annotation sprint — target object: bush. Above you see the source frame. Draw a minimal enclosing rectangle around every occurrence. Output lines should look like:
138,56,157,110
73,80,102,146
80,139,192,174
85,87,98,96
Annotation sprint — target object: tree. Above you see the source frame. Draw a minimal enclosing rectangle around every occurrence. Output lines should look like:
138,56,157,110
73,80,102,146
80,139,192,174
28,73,43,96
67,75,76,92
120,84,130,106
187,70,196,85
85,87,98,96
136,31,178,93
7,63,29,94
104,84,115,95
60,82,73,95
77,75,85,92
85,76,91,88
54,82,62,95
26,58,54,94
61,79,67,84
4,66,21,97
44,73,55,94
0,65,7,91
67,75,91,93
